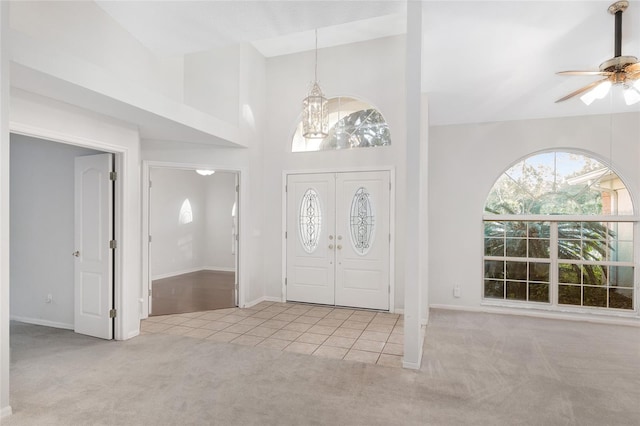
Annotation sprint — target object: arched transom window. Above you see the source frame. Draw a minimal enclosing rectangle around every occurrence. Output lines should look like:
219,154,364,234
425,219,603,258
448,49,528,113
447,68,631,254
483,151,635,311
292,97,391,152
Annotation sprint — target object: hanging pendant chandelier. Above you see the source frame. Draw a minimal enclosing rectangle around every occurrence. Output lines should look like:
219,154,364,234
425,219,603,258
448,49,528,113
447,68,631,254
302,29,328,139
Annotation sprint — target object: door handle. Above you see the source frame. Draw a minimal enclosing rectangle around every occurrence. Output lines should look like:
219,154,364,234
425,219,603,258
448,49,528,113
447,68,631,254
329,235,334,240
337,245,342,250
72,251,80,257
328,244,334,250
337,235,343,240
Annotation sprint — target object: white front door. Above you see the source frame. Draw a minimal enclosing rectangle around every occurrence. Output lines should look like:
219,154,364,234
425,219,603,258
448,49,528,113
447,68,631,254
286,173,336,305
286,171,390,310
335,171,390,310
74,153,113,339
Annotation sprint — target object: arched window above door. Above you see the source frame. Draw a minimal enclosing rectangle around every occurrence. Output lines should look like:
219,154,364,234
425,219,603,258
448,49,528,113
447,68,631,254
291,97,391,152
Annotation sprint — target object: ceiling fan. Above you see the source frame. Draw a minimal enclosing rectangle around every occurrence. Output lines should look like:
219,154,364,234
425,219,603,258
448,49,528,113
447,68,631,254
556,1,640,105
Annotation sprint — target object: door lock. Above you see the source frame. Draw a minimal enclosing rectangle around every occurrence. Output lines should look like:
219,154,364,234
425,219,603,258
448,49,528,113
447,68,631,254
337,245,342,250
329,244,334,250
72,251,80,257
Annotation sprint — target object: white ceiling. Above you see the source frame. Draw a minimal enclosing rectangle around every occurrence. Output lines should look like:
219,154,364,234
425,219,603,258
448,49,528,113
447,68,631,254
95,1,640,125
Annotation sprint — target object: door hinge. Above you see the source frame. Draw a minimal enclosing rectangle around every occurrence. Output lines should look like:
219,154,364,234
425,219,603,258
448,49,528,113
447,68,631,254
109,171,117,181
389,182,391,190
235,234,239,241
148,289,152,296
236,184,239,192
388,286,391,294
389,233,391,242
149,180,152,188
285,185,288,192
109,309,117,318
285,231,287,239
109,240,117,249
148,235,152,243
285,278,287,286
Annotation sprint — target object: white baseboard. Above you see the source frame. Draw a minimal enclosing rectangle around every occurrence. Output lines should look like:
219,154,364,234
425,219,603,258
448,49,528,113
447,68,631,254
244,296,282,308
202,266,235,273
429,304,640,327
126,329,140,340
1,405,13,419
402,351,423,370
152,266,235,281
393,308,429,325
10,315,73,330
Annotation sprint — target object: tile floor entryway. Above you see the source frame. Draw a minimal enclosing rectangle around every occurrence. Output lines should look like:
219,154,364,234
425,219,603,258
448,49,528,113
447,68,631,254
141,301,404,367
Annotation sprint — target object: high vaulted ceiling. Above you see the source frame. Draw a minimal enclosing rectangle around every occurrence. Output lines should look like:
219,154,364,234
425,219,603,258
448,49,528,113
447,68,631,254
96,1,640,125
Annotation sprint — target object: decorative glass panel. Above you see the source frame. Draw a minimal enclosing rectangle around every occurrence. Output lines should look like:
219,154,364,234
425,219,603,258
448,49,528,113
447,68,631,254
292,97,391,152
350,187,375,255
298,188,322,253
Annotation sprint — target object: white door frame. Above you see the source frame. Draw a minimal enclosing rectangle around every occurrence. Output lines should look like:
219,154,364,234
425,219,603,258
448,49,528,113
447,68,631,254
9,122,127,339
282,166,396,313
141,160,246,318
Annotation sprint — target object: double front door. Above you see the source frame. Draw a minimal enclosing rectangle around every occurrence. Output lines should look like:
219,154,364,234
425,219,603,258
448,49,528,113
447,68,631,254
286,171,390,310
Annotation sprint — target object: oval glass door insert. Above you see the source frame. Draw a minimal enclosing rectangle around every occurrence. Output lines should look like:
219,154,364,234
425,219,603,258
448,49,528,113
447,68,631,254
299,188,322,253
350,187,375,255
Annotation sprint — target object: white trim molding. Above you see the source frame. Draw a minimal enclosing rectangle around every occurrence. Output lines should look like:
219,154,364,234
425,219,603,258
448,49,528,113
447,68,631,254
430,304,640,327
9,316,73,330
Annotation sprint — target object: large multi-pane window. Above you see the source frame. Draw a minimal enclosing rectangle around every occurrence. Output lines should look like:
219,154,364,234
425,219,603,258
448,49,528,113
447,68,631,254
484,152,635,311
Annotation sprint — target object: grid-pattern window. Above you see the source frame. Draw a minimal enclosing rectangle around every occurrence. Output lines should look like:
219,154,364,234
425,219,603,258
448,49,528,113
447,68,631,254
484,221,551,303
557,222,634,309
483,151,636,313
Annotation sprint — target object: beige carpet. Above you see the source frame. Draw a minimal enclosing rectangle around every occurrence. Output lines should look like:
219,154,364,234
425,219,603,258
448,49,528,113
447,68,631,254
5,309,640,425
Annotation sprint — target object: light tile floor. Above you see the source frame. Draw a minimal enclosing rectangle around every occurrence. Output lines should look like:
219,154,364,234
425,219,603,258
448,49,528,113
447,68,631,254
142,301,404,368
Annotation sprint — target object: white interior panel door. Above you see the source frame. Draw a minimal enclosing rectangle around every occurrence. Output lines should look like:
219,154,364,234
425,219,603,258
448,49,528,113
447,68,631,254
286,174,336,305
335,171,390,310
74,153,113,339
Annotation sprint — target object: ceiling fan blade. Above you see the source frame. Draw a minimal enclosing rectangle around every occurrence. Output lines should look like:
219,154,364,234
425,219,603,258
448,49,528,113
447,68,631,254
557,70,614,76
625,63,640,73
555,78,610,103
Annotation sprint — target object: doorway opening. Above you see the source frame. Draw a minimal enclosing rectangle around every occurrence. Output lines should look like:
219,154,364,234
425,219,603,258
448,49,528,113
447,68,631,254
145,165,240,316
9,133,117,340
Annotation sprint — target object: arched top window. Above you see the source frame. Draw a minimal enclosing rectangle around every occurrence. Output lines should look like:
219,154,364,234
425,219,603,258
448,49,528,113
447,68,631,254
291,97,391,152
485,151,633,216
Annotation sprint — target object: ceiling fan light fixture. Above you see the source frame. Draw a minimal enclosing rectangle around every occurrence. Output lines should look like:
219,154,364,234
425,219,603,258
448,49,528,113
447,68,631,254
580,80,612,105
623,86,640,105
196,169,215,176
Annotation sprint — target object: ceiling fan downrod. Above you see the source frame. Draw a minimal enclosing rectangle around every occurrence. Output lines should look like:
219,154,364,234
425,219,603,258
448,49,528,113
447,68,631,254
609,1,628,57
600,1,635,72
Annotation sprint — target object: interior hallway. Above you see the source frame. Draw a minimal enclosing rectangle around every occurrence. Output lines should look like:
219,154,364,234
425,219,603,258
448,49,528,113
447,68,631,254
5,309,640,425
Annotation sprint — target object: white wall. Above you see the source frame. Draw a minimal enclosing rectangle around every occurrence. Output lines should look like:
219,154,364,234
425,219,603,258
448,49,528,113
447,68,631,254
184,46,239,125
10,1,184,102
1,0,11,418
204,172,237,271
428,112,640,320
262,35,407,309
150,168,206,279
10,89,142,339
10,134,101,328
150,169,238,279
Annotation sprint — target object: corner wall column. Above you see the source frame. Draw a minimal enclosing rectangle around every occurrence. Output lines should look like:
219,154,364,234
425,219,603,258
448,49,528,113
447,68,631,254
0,0,13,418
403,0,426,369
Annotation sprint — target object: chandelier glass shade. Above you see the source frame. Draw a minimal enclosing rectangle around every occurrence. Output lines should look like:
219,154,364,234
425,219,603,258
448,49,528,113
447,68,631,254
302,29,328,139
302,82,328,138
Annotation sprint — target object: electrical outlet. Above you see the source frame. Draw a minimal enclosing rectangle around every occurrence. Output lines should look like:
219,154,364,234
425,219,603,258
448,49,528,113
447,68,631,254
453,285,461,298
46,294,53,304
